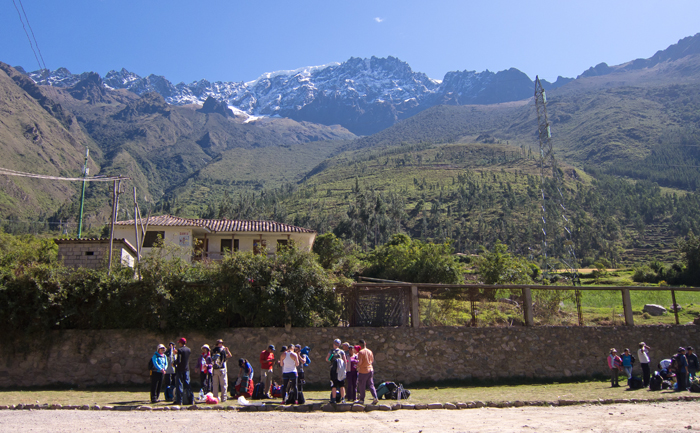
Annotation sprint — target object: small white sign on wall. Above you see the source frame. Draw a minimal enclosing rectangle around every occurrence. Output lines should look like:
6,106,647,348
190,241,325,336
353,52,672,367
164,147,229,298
178,232,191,247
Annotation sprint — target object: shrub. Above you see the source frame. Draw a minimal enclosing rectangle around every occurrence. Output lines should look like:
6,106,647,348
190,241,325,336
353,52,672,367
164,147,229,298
632,265,658,283
362,234,464,284
0,236,342,333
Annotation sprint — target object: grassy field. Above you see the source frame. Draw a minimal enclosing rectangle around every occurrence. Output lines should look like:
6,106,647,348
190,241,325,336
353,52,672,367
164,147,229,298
0,380,690,408
417,268,700,327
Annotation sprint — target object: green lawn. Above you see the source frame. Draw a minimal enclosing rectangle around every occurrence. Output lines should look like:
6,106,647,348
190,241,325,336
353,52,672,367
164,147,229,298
0,380,691,408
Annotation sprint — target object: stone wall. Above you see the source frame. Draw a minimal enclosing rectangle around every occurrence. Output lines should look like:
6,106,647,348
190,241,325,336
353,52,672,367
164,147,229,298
0,325,697,388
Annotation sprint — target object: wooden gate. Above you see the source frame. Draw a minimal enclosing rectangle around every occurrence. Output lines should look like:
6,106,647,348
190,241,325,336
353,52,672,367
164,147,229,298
344,286,410,327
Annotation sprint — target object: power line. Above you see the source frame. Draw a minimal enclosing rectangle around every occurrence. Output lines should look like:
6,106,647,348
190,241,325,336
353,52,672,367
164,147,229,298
0,166,129,182
11,0,42,72
17,0,47,71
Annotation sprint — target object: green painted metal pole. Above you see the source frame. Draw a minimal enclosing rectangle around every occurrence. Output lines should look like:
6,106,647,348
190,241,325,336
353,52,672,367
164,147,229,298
77,147,89,238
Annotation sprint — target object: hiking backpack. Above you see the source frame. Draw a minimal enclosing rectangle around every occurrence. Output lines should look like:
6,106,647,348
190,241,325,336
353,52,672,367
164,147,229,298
627,376,643,389
252,382,264,400
670,355,679,372
649,375,662,391
211,348,226,369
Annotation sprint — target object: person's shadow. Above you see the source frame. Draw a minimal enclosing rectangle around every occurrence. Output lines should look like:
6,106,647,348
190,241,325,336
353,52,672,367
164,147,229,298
110,400,148,405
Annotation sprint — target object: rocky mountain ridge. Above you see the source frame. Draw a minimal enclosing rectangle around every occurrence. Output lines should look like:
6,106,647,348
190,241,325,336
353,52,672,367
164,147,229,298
15,33,700,136
17,56,570,135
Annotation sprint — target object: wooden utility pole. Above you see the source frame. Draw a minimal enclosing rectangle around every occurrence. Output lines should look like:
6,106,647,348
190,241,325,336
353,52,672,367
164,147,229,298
107,179,122,275
133,186,141,266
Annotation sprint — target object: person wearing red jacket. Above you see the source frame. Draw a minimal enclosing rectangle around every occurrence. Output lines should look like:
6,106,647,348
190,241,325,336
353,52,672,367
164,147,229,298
260,345,275,399
607,348,622,387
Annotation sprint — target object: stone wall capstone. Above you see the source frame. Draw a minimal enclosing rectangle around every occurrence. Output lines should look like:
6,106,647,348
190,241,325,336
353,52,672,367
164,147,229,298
0,325,697,388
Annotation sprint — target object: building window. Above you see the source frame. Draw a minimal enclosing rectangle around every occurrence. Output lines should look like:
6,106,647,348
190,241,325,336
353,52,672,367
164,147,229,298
143,231,165,248
221,239,239,252
85,251,94,256
253,239,266,255
277,239,289,251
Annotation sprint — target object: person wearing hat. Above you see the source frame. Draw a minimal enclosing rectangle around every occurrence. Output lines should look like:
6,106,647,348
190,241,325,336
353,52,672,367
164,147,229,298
675,347,689,391
637,342,651,387
211,339,232,402
150,344,167,403
173,337,192,405
197,344,213,395
327,339,347,403
260,345,276,399
607,348,622,387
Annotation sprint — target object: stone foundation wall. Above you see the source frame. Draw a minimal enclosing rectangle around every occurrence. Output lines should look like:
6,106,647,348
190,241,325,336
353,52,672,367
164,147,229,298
0,325,697,388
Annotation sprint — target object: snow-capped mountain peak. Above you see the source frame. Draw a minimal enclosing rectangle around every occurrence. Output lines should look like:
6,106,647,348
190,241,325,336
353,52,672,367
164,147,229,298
19,56,565,134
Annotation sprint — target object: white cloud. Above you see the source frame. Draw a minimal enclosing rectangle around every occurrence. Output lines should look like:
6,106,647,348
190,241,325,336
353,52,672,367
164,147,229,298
374,17,384,23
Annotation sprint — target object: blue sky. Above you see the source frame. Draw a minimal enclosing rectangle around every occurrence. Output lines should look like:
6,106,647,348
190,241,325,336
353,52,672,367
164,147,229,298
1,0,699,84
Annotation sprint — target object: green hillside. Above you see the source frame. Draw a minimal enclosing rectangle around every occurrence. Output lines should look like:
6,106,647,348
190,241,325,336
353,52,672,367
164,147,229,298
192,138,698,266
0,64,356,231
0,63,93,222
2,50,700,267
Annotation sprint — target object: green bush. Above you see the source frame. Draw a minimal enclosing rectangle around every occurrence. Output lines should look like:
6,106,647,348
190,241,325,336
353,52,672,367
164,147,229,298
0,235,342,333
632,265,658,283
362,234,464,284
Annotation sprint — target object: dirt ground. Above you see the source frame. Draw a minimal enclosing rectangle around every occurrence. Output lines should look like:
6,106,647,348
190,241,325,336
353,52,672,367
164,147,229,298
1,402,700,433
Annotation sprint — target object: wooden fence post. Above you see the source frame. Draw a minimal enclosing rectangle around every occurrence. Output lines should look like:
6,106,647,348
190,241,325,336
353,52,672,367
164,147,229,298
621,289,634,326
672,290,680,325
411,285,420,328
522,288,534,326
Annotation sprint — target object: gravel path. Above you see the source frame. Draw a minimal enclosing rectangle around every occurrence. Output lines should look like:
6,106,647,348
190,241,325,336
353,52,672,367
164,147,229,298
1,401,700,432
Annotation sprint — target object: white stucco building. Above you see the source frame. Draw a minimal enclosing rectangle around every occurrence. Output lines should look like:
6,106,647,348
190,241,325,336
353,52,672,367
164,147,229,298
113,215,317,262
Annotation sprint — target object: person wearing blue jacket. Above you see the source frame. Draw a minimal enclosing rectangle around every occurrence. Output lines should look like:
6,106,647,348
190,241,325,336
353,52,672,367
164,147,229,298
150,344,168,403
621,348,633,379
300,346,311,366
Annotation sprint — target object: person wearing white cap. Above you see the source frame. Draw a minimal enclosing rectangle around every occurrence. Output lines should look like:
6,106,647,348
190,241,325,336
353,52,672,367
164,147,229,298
150,344,167,403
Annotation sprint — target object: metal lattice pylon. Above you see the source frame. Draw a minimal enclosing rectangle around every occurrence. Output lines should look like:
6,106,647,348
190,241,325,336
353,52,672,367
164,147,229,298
534,76,583,325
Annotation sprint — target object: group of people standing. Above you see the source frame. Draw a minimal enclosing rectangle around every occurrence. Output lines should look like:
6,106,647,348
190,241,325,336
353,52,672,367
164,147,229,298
607,342,700,391
326,339,379,405
149,338,234,404
149,336,381,405
256,338,379,405
259,343,310,400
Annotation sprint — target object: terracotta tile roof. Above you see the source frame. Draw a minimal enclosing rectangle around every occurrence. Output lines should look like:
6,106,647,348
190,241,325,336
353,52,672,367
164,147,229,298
199,219,315,233
115,215,202,227
115,215,315,234
53,238,137,254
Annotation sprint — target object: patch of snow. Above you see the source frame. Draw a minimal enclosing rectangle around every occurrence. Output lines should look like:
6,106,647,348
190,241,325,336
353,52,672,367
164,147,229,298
244,62,340,88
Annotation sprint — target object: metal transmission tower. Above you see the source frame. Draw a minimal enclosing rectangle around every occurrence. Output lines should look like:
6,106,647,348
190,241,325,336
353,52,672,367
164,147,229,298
534,76,583,325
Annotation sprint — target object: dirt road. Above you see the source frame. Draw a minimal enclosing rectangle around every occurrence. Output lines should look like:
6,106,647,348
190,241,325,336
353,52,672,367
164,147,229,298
1,401,699,432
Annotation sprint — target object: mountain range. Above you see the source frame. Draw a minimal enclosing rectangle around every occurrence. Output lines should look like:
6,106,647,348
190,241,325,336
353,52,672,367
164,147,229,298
17,57,572,135
2,32,700,256
17,32,700,137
